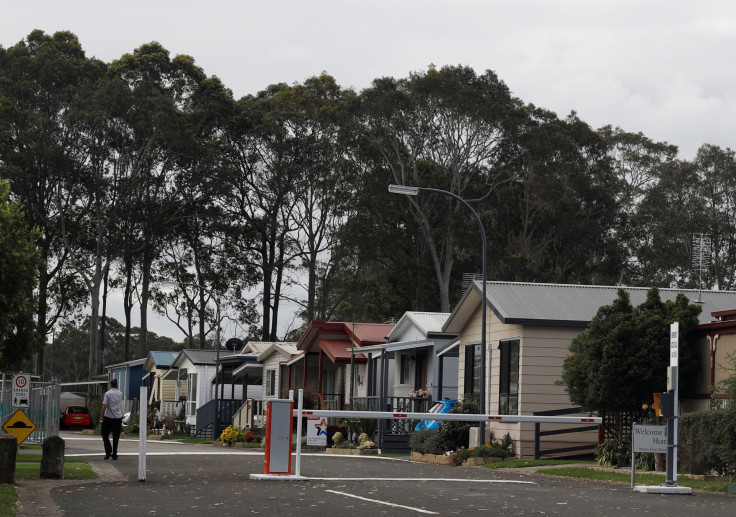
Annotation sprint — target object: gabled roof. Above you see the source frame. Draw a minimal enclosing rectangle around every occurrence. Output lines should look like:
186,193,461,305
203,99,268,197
145,351,180,371
106,358,146,370
387,312,452,342
295,320,395,351
240,341,280,356
444,281,736,333
257,343,299,362
320,340,367,364
171,349,219,368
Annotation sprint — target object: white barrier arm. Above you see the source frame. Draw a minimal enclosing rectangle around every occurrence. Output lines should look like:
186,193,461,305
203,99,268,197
294,409,601,425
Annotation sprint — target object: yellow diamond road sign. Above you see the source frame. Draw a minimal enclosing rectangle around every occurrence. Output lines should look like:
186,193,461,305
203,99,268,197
3,409,36,445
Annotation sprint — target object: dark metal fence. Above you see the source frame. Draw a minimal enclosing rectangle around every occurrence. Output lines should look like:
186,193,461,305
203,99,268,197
533,407,601,459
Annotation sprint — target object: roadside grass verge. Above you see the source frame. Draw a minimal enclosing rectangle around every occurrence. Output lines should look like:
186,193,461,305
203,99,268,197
16,454,86,463
0,485,17,517
13,455,96,480
484,459,594,470
537,467,730,493
177,437,213,444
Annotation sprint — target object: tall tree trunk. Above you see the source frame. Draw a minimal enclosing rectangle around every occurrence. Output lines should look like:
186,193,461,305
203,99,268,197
123,253,134,362
139,245,153,358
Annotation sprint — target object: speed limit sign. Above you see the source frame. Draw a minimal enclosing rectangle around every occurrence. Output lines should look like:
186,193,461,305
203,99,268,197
12,373,30,408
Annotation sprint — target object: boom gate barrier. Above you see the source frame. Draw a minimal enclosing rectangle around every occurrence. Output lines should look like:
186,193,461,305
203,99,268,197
253,389,602,480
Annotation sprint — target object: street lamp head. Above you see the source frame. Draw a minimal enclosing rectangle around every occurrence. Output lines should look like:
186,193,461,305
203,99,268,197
388,184,420,196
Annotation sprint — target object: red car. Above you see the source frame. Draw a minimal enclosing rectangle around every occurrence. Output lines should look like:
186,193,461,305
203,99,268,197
60,406,93,430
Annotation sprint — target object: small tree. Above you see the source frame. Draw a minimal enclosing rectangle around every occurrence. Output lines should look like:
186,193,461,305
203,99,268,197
561,288,701,439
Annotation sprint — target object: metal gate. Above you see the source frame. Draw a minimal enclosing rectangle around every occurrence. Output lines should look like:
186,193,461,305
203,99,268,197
0,374,61,444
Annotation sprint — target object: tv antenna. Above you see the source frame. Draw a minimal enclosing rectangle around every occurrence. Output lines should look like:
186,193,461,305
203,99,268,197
692,233,712,303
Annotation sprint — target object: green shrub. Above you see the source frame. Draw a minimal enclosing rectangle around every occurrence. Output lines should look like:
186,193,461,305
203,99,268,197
679,410,733,475
409,429,443,455
437,398,479,452
595,438,630,468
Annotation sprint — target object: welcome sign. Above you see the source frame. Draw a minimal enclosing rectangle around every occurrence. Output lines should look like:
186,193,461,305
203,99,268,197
633,424,668,454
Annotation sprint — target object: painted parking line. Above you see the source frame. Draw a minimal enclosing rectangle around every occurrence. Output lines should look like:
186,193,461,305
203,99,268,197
312,477,535,484
325,489,439,514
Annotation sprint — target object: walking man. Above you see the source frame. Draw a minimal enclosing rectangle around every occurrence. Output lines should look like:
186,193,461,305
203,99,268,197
100,378,123,459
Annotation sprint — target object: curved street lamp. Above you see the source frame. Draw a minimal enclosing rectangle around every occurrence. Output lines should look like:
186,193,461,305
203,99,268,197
388,184,488,445
162,281,222,437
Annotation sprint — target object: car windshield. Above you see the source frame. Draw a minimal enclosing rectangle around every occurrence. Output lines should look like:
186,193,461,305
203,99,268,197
68,407,89,414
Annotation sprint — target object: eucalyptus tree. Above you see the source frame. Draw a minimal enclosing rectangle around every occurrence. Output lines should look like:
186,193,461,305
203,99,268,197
222,83,312,340
626,159,705,287
57,64,132,376
691,144,736,290
0,178,41,370
0,30,93,374
488,110,623,285
598,126,679,285
358,65,521,312
629,145,736,291
277,74,359,325
109,43,215,357
147,72,247,349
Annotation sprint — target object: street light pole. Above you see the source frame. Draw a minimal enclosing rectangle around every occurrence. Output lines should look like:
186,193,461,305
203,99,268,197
388,184,488,445
163,281,221,438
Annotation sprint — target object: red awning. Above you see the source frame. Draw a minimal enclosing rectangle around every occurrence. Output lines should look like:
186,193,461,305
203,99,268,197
320,340,367,364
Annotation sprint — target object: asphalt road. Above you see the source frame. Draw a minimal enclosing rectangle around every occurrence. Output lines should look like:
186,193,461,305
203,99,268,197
15,431,736,516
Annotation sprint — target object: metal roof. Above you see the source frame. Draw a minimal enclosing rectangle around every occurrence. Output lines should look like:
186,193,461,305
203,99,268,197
349,323,395,344
444,281,736,332
240,341,292,356
320,340,367,364
257,343,299,362
147,351,180,368
173,349,220,366
387,312,452,341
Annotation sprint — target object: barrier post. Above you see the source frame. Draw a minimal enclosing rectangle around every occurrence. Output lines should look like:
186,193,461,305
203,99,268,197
264,399,293,475
139,387,147,482
295,389,303,477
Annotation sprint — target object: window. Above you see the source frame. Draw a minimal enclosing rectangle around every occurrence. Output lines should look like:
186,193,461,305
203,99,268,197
463,343,482,401
266,369,276,397
499,339,520,415
400,355,410,384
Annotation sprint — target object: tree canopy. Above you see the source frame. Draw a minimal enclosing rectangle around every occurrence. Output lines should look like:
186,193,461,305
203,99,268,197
2,29,736,381
0,178,41,369
561,288,701,416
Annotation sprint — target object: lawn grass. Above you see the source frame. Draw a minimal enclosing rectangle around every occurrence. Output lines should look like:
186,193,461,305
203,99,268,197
16,454,86,463
537,467,730,493
177,437,213,444
0,485,17,517
13,462,96,480
484,459,594,470
12,454,96,480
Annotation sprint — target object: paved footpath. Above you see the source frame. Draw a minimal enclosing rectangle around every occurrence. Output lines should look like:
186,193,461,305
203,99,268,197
15,431,736,516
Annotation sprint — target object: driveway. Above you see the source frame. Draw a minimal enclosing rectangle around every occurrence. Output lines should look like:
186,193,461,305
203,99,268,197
15,431,736,516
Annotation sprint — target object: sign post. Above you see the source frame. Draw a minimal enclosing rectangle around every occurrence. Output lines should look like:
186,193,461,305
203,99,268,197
667,322,679,486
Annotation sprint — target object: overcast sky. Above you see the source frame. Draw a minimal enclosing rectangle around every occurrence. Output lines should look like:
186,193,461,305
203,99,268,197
4,1,735,340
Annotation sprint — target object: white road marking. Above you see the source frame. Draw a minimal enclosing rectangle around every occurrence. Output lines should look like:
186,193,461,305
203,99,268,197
313,478,535,484
325,489,439,514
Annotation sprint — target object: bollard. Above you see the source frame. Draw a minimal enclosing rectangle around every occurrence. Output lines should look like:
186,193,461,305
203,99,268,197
0,434,17,484
41,435,65,479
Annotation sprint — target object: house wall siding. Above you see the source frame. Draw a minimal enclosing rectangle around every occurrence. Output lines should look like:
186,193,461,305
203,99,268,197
457,304,598,457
